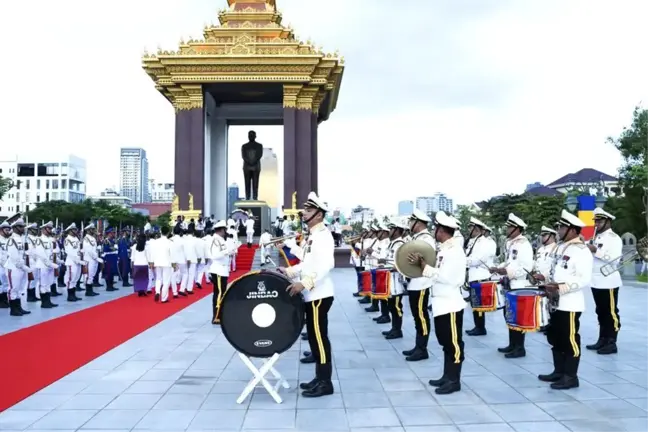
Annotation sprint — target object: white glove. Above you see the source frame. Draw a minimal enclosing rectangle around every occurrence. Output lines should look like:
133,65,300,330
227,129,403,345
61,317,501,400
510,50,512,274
49,263,58,270
97,258,104,264
80,261,88,266
23,266,33,274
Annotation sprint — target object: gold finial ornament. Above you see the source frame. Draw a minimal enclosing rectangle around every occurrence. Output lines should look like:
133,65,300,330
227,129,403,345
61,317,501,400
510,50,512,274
172,194,180,212
292,191,297,210
188,193,194,211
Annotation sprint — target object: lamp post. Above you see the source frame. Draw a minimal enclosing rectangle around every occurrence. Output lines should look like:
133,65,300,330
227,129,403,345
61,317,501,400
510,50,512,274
565,195,578,212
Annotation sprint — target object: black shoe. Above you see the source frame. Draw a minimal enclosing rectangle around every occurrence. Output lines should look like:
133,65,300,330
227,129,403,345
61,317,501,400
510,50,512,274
93,282,103,287
550,375,579,390
196,283,202,289
138,291,146,297
122,282,132,287
428,375,448,387
0,292,9,308
352,292,361,297
302,380,334,398
597,340,618,355
40,293,58,309
26,288,39,303
9,299,23,316
301,333,308,341
358,297,370,304
300,354,315,364
187,291,194,295
538,350,565,382
365,305,379,312
382,330,391,336
435,380,461,395
402,347,416,356
504,347,526,359
50,284,61,297
299,378,319,390
466,327,487,336
375,315,390,324
538,371,563,382
106,285,118,292
586,338,605,351
173,295,179,299
406,350,429,362
19,303,31,315
85,285,99,297
303,351,311,356
154,293,160,302
178,292,188,297
385,330,403,340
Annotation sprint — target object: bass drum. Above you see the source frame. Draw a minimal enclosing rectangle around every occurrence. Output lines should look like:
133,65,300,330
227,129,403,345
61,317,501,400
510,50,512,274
220,270,305,358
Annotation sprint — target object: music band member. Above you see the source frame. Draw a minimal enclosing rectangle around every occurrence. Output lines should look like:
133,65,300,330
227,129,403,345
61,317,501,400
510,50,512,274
278,192,335,398
358,226,377,305
351,228,369,298
369,223,391,324
586,208,623,355
489,213,533,358
208,221,236,324
409,211,467,395
402,209,435,362
379,219,408,340
464,217,496,336
537,210,592,390
531,225,559,332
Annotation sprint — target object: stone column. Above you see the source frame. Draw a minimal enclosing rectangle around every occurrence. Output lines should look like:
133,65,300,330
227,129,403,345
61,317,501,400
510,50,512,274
174,85,205,210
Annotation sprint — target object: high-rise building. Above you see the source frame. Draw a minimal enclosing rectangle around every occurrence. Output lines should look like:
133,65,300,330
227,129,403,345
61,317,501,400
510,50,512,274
0,154,87,217
119,148,149,204
258,147,279,207
415,193,454,215
398,200,413,216
349,206,375,224
227,183,240,216
150,181,174,203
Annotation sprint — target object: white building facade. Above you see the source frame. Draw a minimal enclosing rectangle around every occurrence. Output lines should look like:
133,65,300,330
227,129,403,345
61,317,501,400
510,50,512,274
0,154,87,217
119,148,149,204
349,206,375,224
90,188,133,208
416,193,454,215
150,181,174,203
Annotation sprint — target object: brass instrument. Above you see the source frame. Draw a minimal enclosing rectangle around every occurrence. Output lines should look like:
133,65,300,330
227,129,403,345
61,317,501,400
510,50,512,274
261,233,298,247
600,237,648,277
394,239,437,278
344,235,362,245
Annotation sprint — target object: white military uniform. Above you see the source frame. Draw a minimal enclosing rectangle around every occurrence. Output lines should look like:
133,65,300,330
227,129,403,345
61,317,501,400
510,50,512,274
227,222,239,271
82,227,103,288
465,217,498,333
35,226,59,295
6,220,31,302
150,234,173,302
382,218,409,338
64,225,84,291
182,234,199,293
259,231,272,264
194,233,207,286
533,226,559,279
245,217,255,244
170,234,185,296
0,222,11,300
209,221,236,324
540,210,593,388
26,228,39,294
145,237,156,291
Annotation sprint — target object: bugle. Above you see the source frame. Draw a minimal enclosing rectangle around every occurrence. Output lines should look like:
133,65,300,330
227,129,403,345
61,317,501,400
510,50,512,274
600,237,648,277
343,235,362,245
261,234,297,247
394,239,437,278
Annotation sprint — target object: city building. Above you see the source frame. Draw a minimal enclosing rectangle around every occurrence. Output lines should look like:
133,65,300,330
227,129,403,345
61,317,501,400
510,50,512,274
545,168,619,196
227,183,240,216
149,181,174,203
258,147,279,208
349,206,375,224
525,182,543,191
415,193,454,215
398,200,413,215
90,188,132,208
119,148,149,204
0,154,87,217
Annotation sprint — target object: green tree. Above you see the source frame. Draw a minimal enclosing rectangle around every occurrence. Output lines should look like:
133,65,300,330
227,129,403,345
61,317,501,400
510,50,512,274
0,176,13,201
349,221,364,235
479,193,565,236
155,211,172,228
455,205,479,236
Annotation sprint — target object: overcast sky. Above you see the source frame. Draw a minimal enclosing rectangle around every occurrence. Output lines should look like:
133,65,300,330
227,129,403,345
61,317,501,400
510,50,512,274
1,0,646,216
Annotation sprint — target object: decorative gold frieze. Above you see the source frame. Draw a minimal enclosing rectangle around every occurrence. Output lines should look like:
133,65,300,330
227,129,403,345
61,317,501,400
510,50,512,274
283,84,302,108
296,86,319,111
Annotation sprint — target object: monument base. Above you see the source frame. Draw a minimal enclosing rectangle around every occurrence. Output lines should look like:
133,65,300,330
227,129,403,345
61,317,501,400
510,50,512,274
334,246,353,269
234,200,271,237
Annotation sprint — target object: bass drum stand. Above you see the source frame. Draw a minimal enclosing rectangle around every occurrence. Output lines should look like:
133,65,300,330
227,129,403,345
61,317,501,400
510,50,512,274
236,352,290,404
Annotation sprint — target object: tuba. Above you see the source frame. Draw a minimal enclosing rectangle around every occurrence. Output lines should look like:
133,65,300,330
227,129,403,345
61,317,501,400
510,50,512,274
394,239,437,278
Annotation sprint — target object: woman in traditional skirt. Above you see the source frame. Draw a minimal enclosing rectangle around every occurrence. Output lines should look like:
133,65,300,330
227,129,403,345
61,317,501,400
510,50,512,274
131,233,150,297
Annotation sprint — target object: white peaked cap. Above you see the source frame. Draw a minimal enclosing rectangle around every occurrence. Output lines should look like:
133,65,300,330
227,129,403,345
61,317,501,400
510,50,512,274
593,207,615,220
540,225,557,235
85,223,95,230
391,218,408,230
227,218,235,226
304,191,328,212
435,211,459,229
214,220,227,229
0,221,10,229
11,218,26,228
379,222,390,231
450,215,461,227
469,217,488,229
26,222,38,230
558,210,586,228
506,213,527,229
40,221,54,229
65,222,77,232
410,209,431,223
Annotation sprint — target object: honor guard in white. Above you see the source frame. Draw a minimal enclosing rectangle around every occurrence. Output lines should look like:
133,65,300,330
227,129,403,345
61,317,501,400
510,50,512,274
150,225,174,303
193,230,207,288
409,211,466,395
402,209,436,362
451,216,464,247
259,229,273,266
490,213,534,358
350,227,369,297
537,210,593,390
199,227,213,287
357,226,378,305
32,221,61,308
6,218,33,315
245,214,255,247
182,228,199,295
586,207,623,354
82,224,102,297
370,223,391,322
64,223,84,302
170,226,186,298
209,220,237,324
145,232,156,292
380,218,408,340
531,225,559,333
465,217,496,337
0,221,11,309
25,223,40,303
227,220,240,272
279,192,335,398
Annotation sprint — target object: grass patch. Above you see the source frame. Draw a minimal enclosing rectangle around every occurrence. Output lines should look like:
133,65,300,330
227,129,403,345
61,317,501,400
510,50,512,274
637,274,648,283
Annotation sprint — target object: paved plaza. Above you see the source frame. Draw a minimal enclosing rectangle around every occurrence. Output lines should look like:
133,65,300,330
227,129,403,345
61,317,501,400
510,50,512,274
1,269,647,431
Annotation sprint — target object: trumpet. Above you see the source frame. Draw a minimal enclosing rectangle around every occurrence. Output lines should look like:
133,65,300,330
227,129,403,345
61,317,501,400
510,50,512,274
600,237,648,276
343,235,362,245
261,234,298,247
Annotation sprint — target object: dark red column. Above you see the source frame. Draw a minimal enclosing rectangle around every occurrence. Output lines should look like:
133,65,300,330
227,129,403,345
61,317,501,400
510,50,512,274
283,107,319,209
174,107,205,210
283,107,297,209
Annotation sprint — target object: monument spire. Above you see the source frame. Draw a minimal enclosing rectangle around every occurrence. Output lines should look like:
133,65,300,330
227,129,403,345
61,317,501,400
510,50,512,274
226,0,276,11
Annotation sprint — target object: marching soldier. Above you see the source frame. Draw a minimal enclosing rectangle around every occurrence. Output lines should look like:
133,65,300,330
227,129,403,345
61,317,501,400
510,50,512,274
410,211,467,395
0,221,10,309
402,209,436,362
489,213,534,358
33,221,60,308
102,228,119,291
6,218,32,316
380,218,408,339
25,223,40,303
537,210,592,389
82,224,102,297
209,221,237,324
587,207,623,354
279,192,335,398
465,217,496,336
64,223,84,302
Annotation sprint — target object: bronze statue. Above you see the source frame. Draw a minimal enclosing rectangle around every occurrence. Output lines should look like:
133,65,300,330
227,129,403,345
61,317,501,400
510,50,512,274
241,130,263,200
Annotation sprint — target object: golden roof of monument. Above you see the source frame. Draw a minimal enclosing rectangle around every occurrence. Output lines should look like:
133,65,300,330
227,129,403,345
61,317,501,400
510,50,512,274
142,0,344,118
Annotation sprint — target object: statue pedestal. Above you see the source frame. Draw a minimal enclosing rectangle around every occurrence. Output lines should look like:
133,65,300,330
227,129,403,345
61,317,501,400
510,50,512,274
234,200,271,237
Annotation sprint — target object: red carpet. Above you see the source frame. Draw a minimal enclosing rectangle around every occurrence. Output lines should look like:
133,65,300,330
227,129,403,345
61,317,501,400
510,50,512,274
0,244,258,412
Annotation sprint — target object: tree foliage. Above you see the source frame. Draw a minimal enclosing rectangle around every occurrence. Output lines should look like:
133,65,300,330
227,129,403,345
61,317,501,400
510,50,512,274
155,211,172,228
24,199,147,230
0,176,13,201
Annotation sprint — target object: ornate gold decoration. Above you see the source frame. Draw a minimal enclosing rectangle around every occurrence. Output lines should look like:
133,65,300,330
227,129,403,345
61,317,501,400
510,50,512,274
171,192,202,226
188,193,194,211
283,191,301,217
172,194,180,213
142,0,344,120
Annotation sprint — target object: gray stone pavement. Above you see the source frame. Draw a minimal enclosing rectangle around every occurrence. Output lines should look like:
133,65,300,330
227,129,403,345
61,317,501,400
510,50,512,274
1,269,647,431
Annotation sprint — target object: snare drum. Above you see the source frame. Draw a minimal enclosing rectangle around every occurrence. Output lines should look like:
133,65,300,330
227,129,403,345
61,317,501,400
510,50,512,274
372,269,391,300
359,271,373,297
467,281,499,312
504,289,549,332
